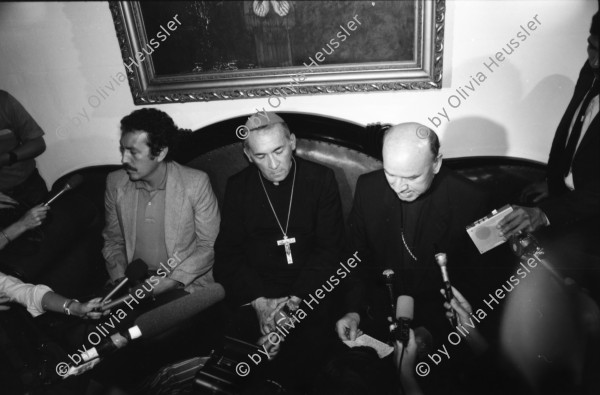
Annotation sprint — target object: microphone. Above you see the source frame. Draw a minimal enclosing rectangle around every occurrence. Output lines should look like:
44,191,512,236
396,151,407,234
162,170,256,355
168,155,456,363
79,283,225,363
100,282,153,311
435,253,458,327
382,269,396,321
43,174,83,206
101,259,148,304
81,329,137,362
394,295,414,347
134,283,225,338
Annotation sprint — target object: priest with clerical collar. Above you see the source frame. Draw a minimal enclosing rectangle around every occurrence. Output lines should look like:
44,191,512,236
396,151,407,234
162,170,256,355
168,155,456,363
214,112,344,391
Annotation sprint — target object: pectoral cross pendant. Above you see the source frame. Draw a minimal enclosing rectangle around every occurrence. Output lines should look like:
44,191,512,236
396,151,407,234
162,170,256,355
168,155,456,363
277,235,296,264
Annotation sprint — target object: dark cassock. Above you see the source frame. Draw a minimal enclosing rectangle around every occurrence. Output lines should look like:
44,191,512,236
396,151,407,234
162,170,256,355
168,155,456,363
343,166,491,344
213,155,343,389
340,166,498,394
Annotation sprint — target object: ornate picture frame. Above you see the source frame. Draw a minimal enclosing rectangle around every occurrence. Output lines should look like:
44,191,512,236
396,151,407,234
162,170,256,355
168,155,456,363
109,1,445,104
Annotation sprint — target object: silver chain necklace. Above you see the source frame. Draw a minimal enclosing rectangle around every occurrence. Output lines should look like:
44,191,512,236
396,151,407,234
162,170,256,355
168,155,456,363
400,201,418,261
401,231,417,261
258,156,297,264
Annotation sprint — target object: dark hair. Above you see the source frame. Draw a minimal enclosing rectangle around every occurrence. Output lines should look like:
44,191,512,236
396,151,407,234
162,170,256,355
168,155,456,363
428,127,441,158
120,108,189,160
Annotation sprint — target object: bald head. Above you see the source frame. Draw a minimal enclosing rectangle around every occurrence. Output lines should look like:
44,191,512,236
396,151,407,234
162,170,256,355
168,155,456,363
382,123,442,202
383,123,439,159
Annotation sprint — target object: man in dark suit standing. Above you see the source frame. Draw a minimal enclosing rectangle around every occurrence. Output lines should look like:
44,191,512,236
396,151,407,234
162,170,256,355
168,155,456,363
499,10,599,248
336,123,488,345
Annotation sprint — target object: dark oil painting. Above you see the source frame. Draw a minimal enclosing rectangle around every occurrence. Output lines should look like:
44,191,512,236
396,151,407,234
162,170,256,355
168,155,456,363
138,1,416,75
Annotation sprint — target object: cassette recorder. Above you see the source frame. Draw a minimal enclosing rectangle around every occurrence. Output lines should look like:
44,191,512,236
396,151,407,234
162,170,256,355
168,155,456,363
466,205,514,254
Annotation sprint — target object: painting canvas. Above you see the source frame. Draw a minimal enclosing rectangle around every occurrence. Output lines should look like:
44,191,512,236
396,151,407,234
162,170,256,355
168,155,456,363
110,0,444,103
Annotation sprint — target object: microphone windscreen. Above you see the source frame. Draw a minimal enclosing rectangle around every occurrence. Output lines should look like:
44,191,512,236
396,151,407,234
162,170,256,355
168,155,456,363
382,269,395,281
135,283,225,338
396,295,414,320
66,174,84,189
125,259,148,281
435,252,447,267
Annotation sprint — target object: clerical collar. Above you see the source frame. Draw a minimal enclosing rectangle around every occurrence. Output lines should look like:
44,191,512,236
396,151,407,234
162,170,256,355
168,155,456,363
260,157,297,187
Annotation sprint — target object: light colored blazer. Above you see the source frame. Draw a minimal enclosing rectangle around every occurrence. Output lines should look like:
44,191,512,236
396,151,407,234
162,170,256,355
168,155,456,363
102,161,220,293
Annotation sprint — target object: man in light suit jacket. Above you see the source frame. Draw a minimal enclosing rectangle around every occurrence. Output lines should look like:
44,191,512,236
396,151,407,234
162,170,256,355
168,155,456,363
102,108,220,296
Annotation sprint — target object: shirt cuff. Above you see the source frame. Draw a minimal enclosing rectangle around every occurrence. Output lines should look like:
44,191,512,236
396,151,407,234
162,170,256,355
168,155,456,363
106,260,127,282
169,269,194,287
30,284,53,317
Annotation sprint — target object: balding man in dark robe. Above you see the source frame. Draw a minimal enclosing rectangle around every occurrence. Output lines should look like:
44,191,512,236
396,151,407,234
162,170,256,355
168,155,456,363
336,123,491,392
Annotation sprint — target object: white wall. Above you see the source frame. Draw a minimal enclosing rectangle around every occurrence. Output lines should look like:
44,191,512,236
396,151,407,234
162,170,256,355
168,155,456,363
0,0,596,186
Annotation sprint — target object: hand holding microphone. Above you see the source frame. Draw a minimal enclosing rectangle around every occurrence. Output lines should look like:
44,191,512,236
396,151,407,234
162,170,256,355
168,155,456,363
393,328,418,380
101,259,148,304
382,269,396,321
9,174,83,238
440,286,488,355
435,253,458,328
393,329,424,395
392,295,414,347
64,283,225,377
440,286,472,327
43,174,83,207
17,204,50,230
392,296,425,395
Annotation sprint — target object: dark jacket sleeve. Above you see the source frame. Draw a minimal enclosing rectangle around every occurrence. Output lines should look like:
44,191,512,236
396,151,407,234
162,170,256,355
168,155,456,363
342,175,370,316
213,178,266,306
538,175,600,226
290,168,344,298
540,62,600,227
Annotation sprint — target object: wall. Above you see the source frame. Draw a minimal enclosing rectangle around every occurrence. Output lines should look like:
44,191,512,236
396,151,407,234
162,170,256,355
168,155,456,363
0,0,596,186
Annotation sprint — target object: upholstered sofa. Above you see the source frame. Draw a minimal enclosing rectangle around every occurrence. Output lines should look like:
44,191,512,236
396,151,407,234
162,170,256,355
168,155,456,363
55,113,546,218
50,113,546,296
